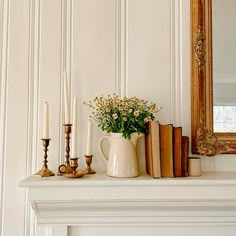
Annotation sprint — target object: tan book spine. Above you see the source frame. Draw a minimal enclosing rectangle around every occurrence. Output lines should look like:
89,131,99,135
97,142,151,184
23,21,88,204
145,121,161,178
152,121,161,178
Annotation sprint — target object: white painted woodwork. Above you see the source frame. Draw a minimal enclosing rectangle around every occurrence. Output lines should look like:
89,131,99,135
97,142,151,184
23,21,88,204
0,0,236,235
20,172,236,236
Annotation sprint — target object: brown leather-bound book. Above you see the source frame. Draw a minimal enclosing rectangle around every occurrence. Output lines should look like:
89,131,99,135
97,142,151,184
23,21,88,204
160,124,174,178
181,136,189,177
145,121,161,178
173,127,182,177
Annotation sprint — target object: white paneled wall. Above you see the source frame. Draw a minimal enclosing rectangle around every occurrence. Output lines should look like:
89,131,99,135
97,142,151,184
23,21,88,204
0,0,236,235
73,0,117,171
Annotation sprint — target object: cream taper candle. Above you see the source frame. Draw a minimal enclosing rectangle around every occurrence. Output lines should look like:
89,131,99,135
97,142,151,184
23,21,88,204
71,96,78,158
43,102,49,139
64,72,70,124
86,118,93,155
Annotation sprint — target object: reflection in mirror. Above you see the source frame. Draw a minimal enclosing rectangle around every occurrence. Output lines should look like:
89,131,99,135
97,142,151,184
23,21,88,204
212,0,236,132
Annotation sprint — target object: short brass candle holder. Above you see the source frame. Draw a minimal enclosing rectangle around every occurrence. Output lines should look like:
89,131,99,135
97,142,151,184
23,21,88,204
84,155,96,174
57,124,73,175
35,139,55,177
64,158,84,178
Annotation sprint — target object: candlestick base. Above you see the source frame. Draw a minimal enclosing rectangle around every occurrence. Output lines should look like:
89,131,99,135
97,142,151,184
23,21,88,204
84,155,96,174
35,166,55,177
35,139,55,177
64,170,84,178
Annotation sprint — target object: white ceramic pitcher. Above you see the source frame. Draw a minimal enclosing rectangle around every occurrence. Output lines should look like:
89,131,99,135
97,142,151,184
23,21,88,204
98,133,142,178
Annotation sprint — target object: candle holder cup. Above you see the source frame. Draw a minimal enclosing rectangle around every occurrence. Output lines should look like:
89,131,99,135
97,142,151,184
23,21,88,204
35,139,55,177
64,158,84,178
84,155,96,174
57,124,73,175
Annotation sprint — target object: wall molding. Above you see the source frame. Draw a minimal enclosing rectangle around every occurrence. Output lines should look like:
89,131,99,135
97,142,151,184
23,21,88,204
178,0,184,128
115,0,127,96
170,0,183,127
24,0,41,235
0,0,10,235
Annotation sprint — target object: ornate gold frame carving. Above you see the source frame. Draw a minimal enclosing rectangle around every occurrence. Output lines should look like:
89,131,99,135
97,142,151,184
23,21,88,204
191,0,236,156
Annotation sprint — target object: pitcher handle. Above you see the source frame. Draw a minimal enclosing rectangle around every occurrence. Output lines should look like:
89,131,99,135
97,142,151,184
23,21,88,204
98,136,110,164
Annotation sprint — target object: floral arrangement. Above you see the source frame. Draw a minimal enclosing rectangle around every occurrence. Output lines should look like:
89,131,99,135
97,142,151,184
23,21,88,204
84,94,162,139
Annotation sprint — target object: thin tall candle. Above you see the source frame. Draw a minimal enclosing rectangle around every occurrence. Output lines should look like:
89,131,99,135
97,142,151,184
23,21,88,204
43,102,49,139
64,72,70,124
86,118,93,155
71,97,78,158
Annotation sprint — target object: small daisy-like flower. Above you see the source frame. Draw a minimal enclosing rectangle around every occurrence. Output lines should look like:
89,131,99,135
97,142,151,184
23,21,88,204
128,109,133,113
134,111,139,117
112,113,118,119
123,117,127,122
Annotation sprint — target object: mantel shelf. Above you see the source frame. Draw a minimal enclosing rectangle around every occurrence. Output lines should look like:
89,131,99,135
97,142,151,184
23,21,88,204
20,171,236,187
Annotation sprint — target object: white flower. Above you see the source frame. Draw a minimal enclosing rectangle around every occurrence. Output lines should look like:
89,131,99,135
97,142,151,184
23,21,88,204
123,117,127,122
128,109,133,113
112,113,118,119
134,111,139,117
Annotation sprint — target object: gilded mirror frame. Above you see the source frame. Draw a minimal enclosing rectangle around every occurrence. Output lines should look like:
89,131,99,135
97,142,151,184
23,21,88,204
191,0,236,156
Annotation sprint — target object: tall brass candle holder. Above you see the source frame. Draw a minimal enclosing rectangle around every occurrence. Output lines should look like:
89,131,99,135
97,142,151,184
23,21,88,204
35,139,55,177
84,155,96,174
57,124,73,175
64,158,84,178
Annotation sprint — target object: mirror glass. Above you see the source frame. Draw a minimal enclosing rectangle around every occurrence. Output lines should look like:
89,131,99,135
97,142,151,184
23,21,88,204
213,0,236,132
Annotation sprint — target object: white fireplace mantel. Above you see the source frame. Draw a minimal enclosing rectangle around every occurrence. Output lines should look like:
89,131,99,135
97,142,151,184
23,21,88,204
20,172,236,236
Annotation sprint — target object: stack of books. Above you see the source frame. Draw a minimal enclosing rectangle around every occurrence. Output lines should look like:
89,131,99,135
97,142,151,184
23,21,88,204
145,121,189,178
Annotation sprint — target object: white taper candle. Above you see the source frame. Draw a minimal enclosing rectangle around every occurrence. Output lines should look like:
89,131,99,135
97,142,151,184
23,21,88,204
71,96,78,158
86,118,93,155
43,102,49,139
64,72,70,124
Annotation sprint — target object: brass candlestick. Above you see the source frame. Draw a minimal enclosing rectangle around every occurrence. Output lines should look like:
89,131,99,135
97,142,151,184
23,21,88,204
35,139,55,177
57,124,73,175
84,155,96,174
64,158,84,178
